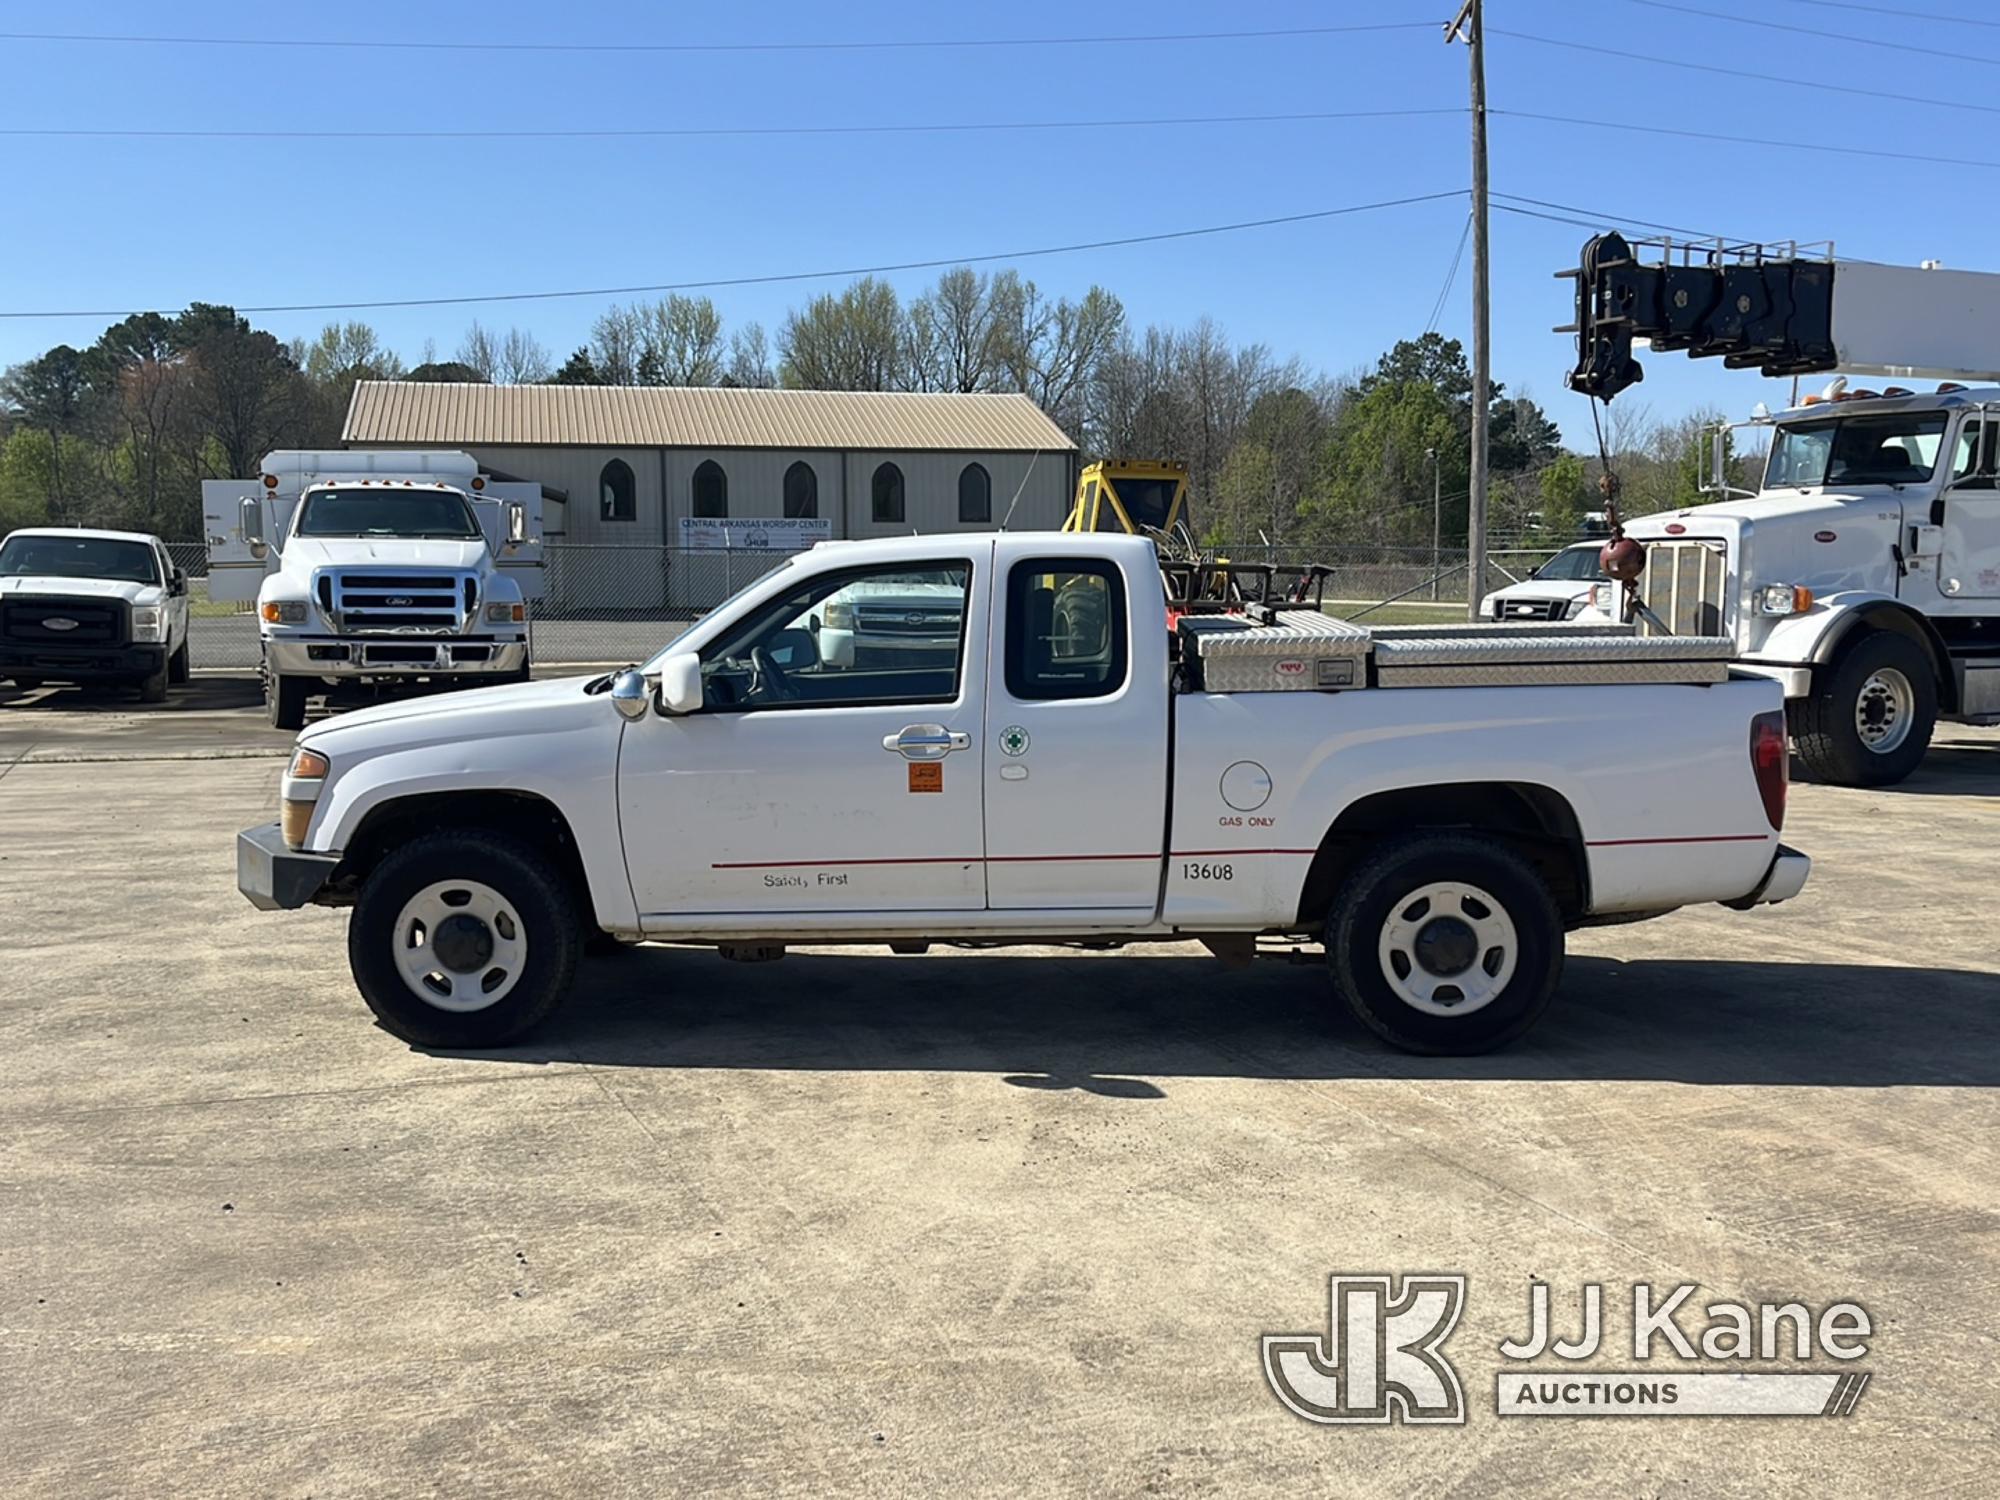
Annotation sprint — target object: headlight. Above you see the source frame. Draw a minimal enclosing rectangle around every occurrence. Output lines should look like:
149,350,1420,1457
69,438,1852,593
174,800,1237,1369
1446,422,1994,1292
1479,595,1500,618
261,600,307,625
1756,584,1815,616
130,605,166,642
485,601,526,625
824,601,854,630
281,747,329,849
1589,582,1614,614
1564,596,1589,618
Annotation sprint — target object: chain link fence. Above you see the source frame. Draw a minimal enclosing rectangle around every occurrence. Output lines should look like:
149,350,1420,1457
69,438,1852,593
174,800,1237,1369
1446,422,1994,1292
174,542,1570,672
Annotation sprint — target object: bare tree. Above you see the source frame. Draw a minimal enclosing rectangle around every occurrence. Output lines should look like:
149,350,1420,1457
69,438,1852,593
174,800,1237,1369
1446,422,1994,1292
455,321,500,382
779,278,904,391
725,322,775,388
907,268,1023,393
641,295,724,385
497,327,552,384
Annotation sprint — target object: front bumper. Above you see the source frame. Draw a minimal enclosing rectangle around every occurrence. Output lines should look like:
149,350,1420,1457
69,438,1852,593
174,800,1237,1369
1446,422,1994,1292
237,822,338,910
1731,660,1814,698
1722,843,1811,910
2,641,163,680
265,636,527,677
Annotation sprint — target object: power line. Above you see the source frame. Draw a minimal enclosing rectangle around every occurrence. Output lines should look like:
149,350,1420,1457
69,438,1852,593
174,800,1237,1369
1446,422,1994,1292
1424,214,1472,336
1497,108,2000,173
0,21,1444,56
1491,27,2000,118
0,107,1467,143
1490,192,1752,244
1768,0,2000,31
0,188,1468,320
1617,0,2000,66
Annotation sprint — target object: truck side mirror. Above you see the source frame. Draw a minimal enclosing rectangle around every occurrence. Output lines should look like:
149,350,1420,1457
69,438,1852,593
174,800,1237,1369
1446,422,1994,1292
506,502,527,544
170,569,189,597
239,495,264,542
658,653,703,715
1703,428,1728,496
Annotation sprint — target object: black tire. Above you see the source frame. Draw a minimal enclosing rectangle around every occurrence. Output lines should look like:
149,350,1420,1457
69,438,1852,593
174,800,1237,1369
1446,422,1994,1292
1325,833,1564,1055
137,658,169,704
168,639,190,685
348,831,581,1048
1790,630,1937,788
266,672,308,730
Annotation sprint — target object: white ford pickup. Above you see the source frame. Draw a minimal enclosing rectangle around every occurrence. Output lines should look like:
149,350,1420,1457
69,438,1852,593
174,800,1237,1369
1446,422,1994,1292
238,533,1809,1055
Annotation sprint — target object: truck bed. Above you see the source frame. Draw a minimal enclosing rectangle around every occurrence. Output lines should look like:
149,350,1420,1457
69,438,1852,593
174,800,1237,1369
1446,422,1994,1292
1175,611,1733,693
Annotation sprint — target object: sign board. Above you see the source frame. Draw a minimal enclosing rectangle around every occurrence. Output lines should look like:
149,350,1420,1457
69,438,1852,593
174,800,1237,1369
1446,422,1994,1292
678,517,832,552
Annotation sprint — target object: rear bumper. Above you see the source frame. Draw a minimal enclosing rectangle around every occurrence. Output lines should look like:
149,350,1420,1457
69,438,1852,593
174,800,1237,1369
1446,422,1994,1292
237,822,338,910
1722,843,1811,910
266,636,527,676
2,642,163,680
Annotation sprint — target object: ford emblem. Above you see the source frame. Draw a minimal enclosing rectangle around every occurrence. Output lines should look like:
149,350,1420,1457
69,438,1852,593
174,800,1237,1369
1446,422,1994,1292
42,617,79,631
906,612,927,626
385,595,414,607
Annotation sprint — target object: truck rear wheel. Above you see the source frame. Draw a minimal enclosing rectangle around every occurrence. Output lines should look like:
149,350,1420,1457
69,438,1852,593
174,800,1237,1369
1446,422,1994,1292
1325,833,1564,1055
348,831,580,1049
1791,631,1936,787
266,672,308,730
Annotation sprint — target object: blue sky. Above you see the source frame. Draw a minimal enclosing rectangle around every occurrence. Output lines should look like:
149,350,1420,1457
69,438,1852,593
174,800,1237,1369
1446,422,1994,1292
1,0,1994,448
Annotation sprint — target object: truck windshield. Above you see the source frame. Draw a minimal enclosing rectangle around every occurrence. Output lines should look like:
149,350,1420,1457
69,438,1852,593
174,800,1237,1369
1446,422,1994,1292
1534,546,1605,582
295,488,481,539
0,535,159,584
1765,412,1949,489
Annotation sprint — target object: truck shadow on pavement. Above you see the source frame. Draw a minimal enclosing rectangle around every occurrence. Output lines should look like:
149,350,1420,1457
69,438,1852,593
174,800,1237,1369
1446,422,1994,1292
431,949,2000,1092
1791,737,2000,797
0,674,264,714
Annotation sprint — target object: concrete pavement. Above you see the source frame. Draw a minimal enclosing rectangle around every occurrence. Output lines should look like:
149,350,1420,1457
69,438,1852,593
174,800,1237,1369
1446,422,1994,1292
2,715,1997,1495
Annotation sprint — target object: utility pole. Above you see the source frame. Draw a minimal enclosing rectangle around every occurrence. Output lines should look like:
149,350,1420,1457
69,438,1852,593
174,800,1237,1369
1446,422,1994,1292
1447,0,1489,621
1427,446,1441,600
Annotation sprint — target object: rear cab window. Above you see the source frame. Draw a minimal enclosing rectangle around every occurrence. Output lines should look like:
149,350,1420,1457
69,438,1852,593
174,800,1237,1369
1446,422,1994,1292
1005,558,1127,701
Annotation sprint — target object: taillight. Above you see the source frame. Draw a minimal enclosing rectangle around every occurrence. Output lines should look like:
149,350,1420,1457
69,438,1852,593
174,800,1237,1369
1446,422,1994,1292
1751,709,1787,830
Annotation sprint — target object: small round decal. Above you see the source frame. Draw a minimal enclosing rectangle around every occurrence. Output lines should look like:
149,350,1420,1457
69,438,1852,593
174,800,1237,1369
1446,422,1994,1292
999,725,1031,757
1220,760,1274,812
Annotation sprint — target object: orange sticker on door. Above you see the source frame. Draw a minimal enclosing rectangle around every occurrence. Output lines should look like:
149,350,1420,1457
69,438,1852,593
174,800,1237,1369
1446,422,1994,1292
908,762,943,793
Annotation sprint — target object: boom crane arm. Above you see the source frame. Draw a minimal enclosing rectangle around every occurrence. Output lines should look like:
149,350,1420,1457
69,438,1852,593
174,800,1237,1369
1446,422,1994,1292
1558,232,2000,402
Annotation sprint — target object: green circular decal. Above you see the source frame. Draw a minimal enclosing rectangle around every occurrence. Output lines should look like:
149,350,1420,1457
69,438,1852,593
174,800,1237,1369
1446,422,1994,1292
999,725,1031,757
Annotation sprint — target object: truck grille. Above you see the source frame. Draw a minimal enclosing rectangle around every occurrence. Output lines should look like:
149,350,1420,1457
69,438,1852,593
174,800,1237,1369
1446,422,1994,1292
1634,539,1728,637
0,595,127,646
855,605,962,637
1494,598,1569,622
327,571,471,634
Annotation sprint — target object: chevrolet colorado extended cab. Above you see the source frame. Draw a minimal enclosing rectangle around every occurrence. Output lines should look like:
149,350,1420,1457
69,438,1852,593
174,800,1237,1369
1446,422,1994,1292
238,533,1808,1055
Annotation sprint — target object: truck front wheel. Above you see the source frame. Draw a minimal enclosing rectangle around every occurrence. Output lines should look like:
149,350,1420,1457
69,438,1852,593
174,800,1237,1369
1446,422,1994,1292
1791,631,1937,787
1325,833,1564,1055
266,672,308,730
348,832,580,1049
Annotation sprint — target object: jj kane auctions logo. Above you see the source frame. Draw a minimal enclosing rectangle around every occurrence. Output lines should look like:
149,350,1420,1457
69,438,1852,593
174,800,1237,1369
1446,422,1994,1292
1264,1276,1873,1423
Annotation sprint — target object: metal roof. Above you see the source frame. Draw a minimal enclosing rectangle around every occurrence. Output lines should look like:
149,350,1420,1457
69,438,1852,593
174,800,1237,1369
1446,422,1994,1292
343,381,1075,454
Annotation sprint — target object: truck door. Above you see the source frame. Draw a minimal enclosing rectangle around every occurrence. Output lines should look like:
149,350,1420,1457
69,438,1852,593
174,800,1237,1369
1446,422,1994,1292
1943,417,2000,600
201,479,281,604
981,543,1169,913
620,550,991,924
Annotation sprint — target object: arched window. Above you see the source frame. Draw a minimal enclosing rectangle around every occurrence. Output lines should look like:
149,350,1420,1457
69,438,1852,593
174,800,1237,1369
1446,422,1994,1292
871,461,905,525
783,460,818,519
957,462,991,525
599,458,635,523
692,459,728,519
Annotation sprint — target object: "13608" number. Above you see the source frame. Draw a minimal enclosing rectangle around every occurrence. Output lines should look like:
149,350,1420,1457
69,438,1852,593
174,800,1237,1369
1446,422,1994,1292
1181,861,1235,881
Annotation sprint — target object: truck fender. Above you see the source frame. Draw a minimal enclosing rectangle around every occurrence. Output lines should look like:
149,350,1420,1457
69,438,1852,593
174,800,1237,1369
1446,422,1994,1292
1754,593,1955,710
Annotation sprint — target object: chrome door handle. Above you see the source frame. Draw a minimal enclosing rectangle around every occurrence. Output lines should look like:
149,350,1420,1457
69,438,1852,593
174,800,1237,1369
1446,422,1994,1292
882,724,971,760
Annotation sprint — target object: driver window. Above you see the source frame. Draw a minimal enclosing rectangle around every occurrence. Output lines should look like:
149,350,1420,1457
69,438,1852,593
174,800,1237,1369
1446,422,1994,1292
697,562,971,712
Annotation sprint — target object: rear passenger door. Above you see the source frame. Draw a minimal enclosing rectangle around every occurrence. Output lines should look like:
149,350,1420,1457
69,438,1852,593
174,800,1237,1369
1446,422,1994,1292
982,545,1168,912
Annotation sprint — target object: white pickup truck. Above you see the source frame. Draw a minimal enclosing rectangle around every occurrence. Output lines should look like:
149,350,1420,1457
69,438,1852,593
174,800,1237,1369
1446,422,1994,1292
237,533,1808,1055
1,527,192,700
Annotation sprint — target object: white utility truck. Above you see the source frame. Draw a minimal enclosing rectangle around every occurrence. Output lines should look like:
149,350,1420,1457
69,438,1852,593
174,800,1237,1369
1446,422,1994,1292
1561,232,2000,784
1,527,192,701
203,450,550,729
237,533,1808,1056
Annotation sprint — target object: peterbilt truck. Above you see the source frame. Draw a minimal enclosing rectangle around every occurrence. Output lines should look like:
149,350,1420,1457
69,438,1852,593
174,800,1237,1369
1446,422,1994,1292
1561,233,2000,785
237,532,1808,1058
203,451,551,729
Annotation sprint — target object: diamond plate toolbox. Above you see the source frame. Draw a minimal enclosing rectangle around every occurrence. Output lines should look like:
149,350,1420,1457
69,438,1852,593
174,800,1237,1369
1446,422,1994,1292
1177,610,1372,692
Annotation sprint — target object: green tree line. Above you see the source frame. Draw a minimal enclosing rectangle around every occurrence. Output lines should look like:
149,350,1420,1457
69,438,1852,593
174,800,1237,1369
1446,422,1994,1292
0,268,1738,545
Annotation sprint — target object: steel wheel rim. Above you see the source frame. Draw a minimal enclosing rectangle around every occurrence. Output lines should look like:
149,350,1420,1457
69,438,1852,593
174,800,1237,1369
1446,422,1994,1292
1376,880,1519,1017
390,879,527,1013
1855,667,1915,754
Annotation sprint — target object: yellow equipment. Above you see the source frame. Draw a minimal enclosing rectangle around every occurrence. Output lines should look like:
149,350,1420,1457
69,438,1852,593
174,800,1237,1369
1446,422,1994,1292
1062,460,1191,540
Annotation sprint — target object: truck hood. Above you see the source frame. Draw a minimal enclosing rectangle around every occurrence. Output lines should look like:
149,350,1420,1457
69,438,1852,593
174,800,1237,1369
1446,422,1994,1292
300,674,597,756
1619,488,1894,539
1484,578,1594,605
1619,490,1905,603
0,574,161,605
280,537,490,573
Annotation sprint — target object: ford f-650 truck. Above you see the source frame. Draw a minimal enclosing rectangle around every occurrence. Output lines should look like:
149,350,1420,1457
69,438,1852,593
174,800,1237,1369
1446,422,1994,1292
203,450,550,730
237,533,1808,1055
